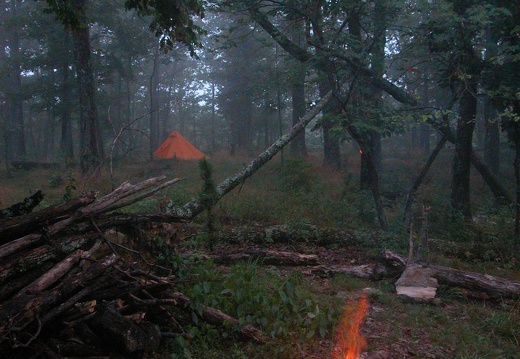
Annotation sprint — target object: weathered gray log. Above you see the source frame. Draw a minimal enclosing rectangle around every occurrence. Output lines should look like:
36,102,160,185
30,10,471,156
172,91,332,219
311,262,400,280
384,251,520,299
206,250,320,266
46,177,184,237
0,233,98,286
0,177,182,247
430,265,520,299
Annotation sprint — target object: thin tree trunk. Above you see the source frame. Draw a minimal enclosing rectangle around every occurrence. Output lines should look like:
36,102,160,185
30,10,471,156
290,60,307,158
149,46,161,159
403,136,447,229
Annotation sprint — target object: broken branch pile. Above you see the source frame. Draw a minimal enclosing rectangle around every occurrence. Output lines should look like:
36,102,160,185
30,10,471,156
0,177,267,358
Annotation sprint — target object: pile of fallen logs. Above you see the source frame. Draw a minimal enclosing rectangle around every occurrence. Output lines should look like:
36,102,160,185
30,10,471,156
0,177,268,358
1,175,519,358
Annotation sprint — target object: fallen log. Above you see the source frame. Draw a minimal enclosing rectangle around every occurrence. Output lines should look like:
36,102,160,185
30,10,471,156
385,251,520,299
0,190,44,220
430,264,520,299
0,192,96,245
310,249,407,280
311,250,520,299
11,161,60,170
137,291,269,343
206,250,320,266
0,254,119,342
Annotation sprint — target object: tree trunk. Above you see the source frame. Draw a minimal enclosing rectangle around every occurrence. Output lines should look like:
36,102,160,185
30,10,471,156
288,16,307,158
149,46,161,159
451,81,477,220
175,91,332,219
204,250,319,266
484,99,500,174
290,60,307,158
71,0,100,175
5,0,26,164
60,31,74,166
246,2,511,206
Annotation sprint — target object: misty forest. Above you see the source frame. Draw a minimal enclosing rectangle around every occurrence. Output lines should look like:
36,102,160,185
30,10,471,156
0,0,519,358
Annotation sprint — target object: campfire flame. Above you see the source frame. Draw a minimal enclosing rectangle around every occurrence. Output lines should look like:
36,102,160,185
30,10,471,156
331,292,368,359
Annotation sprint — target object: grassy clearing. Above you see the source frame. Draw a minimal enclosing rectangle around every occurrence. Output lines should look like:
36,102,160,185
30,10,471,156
1,146,519,358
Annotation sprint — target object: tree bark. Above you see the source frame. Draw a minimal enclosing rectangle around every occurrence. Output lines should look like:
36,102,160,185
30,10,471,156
60,30,74,166
451,80,478,220
174,91,332,219
290,60,307,158
5,0,26,164
71,0,101,175
149,46,161,159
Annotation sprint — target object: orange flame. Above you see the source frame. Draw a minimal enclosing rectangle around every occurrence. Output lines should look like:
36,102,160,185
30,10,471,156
331,293,368,359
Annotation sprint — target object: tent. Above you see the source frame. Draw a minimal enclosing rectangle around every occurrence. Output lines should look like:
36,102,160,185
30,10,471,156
153,130,208,160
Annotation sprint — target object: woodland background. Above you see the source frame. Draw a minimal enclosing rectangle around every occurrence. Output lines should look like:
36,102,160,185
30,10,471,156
0,1,520,358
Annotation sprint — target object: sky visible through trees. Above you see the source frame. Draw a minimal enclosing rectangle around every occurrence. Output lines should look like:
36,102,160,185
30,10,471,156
0,0,519,232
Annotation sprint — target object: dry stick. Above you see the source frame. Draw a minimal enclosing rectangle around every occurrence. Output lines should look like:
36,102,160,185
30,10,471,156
108,111,152,190
407,222,414,265
403,136,448,230
173,90,333,220
30,176,183,240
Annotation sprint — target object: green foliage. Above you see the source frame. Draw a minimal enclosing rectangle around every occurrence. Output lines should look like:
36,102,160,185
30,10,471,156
124,0,205,55
50,174,77,201
165,261,337,357
276,157,313,194
43,0,205,56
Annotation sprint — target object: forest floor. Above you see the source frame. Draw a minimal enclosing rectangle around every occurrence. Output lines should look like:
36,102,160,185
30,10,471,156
175,223,519,359
0,149,519,358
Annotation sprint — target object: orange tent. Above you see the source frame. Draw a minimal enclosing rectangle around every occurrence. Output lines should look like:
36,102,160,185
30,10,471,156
153,130,208,160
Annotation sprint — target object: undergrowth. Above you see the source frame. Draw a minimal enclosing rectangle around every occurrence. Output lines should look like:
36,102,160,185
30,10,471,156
158,253,340,358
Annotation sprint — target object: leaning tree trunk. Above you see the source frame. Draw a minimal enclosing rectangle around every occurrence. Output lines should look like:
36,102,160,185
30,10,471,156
174,91,332,219
403,136,448,229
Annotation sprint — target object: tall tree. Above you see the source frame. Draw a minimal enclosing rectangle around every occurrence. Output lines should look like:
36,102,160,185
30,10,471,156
70,0,101,174
4,0,26,164
43,0,205,173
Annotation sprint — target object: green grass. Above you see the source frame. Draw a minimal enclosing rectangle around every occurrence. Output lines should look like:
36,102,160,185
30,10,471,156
2,149,519,358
